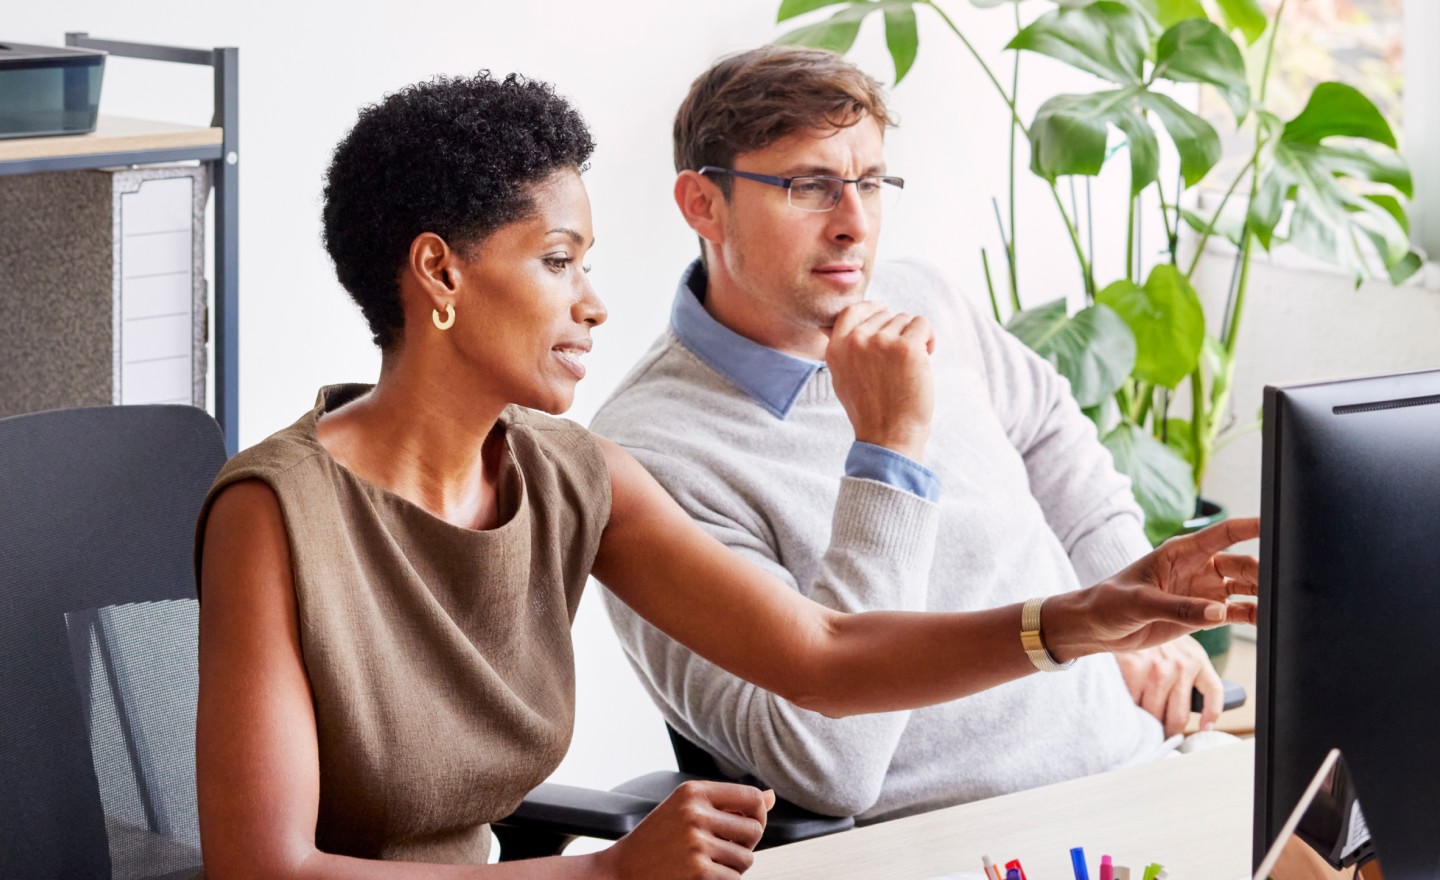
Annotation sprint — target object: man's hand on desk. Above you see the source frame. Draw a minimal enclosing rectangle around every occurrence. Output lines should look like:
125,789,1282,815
1116,638,1224,737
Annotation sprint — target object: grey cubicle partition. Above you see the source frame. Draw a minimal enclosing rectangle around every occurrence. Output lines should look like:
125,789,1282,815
0,165,209,416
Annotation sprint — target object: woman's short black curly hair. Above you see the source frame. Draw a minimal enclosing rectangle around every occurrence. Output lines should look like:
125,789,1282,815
322,72,595,349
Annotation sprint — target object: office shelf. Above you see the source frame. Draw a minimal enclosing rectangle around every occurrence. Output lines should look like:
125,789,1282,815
0,35,239,454
0,115,223,172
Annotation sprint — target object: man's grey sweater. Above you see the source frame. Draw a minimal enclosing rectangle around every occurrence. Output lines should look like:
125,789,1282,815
591,260,1164,823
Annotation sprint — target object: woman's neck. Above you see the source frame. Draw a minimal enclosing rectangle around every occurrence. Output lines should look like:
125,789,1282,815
316,356,511,529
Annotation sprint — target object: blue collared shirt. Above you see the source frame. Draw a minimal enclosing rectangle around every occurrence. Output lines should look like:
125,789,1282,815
670,260,940,502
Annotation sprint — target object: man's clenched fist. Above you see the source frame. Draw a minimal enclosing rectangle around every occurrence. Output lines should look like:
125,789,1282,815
825,301,936,464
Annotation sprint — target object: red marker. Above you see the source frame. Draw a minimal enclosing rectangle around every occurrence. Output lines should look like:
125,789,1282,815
1006,859,1029,880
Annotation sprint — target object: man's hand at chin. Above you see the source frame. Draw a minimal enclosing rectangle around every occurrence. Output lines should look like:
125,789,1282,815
1115,636,1224,738
825,300,936,463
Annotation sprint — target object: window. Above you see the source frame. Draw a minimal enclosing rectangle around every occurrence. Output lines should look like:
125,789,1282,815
1197,0,1440,268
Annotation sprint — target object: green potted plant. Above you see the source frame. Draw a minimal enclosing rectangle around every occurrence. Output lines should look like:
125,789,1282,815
773,0,1419,666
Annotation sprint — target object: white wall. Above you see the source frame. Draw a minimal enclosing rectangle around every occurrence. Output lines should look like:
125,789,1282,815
14,0,1436,813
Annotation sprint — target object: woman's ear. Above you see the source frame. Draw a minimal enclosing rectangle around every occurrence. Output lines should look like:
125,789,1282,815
408,232,460,310
674,171,726,249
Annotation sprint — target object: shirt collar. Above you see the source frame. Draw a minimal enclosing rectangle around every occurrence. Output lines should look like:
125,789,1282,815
669,260,824,420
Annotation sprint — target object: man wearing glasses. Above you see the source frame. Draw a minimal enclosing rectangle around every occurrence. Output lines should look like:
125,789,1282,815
590,45,1223,823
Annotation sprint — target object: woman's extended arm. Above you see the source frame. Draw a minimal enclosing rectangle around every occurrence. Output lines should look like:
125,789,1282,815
196,480,771,880
591,438,1257,719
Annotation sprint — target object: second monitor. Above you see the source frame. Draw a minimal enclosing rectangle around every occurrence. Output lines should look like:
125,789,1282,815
1257,368,1440,879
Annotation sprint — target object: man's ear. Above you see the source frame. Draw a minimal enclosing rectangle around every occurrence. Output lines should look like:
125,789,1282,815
674,170,726,248
407,231,462,312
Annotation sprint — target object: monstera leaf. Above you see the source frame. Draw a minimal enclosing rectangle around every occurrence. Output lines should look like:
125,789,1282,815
1248,83,1420,285
776,2,878,53
1131,0,1266,43
1029,89,1224,195
1212,0,1267,44
1102,422,1197,544
1005,299,1136,407
883,3,920,81
778,0,854,17
1131,0,1205,30
776,0,924,82
1011,3,1247,193
1096,265,1205,389
1151,18,1248,116
968,0,1098,9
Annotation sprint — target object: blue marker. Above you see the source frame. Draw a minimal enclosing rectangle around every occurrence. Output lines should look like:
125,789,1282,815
1071,847,1091,880
1006,870,1022,880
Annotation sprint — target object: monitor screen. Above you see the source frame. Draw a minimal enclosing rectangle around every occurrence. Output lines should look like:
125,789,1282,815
1257,369,1440,880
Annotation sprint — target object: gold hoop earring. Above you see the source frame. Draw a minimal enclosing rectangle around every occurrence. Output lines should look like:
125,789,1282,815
432,303,455,330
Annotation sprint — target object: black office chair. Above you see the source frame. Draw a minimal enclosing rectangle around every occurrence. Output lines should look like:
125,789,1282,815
0,405,227,880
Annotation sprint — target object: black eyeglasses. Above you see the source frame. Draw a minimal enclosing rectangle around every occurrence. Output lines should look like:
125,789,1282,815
698,166,905,213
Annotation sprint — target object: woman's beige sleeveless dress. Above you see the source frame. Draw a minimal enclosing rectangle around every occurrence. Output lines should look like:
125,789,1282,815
195,384,611,864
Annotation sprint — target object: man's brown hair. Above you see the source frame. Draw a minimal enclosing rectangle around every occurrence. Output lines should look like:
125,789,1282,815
673,45,894,196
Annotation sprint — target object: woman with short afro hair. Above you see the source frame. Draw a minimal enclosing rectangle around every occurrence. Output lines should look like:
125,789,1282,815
194,70,1258,879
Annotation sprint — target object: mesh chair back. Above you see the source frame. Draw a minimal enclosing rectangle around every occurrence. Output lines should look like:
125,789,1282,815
0,405,227,880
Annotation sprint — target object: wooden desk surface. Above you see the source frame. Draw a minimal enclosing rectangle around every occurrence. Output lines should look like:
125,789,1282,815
750,740,1254,880
0,115,222,163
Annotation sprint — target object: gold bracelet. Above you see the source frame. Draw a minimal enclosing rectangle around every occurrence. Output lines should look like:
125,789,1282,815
1020,597,1075,672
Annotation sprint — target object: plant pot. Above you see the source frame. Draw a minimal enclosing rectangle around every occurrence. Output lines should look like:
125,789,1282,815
1180,498,1231,675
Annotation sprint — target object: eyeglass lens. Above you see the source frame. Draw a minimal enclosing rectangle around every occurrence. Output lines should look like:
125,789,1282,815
789,177,903,212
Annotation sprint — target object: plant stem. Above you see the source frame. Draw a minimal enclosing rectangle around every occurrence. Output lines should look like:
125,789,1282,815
1156,174,1176,266
1116,382,1135,420
922,0,1095,297
1189,367,1207,488
1222,0,1286,360
1007,0,1021,307
1222,235,1254,355
1198,0,1289,487
1172,169,1183,264
1136,192,1144,280
1258,2,1287,112
992,197,1021,313
923,1,1024,130
1133,382,1155,426
1086,179,1096,295
982,249,1002,322
1057,189,1096,298
1126,193,1136,283
1183,156,1257,278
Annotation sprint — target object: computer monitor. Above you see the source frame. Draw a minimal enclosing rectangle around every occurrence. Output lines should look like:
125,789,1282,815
1257,368,1440,879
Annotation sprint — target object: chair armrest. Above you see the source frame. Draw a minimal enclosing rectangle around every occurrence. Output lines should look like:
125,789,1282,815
754,797,855,848
495,769,857,861
613,771,853,850
494,782,660,842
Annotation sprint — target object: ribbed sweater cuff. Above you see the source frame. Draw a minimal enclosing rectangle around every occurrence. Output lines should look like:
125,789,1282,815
831,476,941,560
1069,518,1153,586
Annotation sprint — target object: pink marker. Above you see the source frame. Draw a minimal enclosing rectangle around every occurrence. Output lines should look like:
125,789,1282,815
1100,855,1115,880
